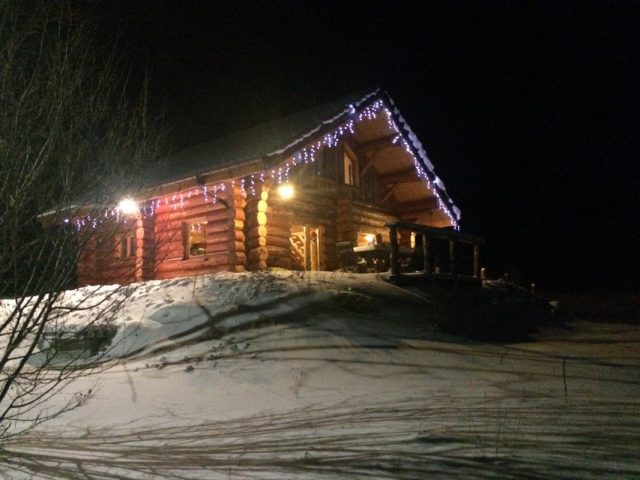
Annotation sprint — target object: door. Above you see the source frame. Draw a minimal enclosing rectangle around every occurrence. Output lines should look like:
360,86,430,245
290,225,320,271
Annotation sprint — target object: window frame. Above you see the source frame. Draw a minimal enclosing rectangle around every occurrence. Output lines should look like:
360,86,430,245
342,143,359,187
182,220,208,259
117,235,136,260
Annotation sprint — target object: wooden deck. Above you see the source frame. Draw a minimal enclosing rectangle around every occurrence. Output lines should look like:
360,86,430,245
384,221,485,285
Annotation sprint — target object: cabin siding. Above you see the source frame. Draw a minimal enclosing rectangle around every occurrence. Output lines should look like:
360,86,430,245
77,219,144,286
263,189,296,270
77,236,96,287
76,175,441,284
337,198,397,245
153,183,246,280
71,91,461,285
95,223,138,285
244,188,270,270
139,215,156,281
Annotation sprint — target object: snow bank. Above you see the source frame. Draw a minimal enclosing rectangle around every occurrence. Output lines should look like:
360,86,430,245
2,272,639,479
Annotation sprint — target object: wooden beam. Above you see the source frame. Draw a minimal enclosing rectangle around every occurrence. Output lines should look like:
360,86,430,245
379,168,419,184
359,157,374,178
393,197,439,212
381,183,396,204
354,134,397,154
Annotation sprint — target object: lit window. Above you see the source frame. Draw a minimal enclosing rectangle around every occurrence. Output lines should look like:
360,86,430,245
184,221,207,257
357,232,377,247
118,235,136,259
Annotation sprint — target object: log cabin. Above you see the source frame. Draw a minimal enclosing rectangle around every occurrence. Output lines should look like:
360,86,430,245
74,88,462,285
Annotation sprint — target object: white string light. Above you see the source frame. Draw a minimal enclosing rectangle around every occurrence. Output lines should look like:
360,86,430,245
68,97,459,229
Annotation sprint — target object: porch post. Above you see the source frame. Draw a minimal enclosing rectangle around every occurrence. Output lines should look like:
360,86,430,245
303,225,310,271
473,243,480,279
449,238,456,278
389,224,400,277
422,233,430,276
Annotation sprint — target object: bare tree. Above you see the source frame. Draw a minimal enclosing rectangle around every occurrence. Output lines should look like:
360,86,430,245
0,0,164,439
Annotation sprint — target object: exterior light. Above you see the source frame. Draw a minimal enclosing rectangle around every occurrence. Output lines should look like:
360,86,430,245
117,197,138,215
365,233,376,245
277,183,295,200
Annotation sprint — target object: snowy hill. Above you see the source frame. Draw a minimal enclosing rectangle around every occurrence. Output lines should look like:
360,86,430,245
2,271,640,479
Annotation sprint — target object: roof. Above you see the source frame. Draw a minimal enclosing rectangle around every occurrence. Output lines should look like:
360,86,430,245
151,88,380,185
149,87,461,224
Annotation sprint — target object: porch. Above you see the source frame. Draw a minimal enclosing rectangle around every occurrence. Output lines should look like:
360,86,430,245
338,222,484,285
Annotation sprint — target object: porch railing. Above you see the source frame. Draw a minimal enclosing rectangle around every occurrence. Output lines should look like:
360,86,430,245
385,221,485,283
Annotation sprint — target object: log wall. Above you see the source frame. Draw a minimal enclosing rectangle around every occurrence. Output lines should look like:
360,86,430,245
92,220,139,285
76,236,96,287
153,183,246,280
244,188,270,270
138,215,156,281
77,217,144,286
337,199,397,245
244,179,341,271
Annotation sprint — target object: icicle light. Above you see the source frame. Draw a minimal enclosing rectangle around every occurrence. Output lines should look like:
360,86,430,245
67,97,460,229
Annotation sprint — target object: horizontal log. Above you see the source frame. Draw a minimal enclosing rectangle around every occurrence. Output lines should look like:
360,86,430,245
207,208,238,223
154,264,230,280
229,240,245,253
266,236,291,249
247,247,269,262
351,208,395,218
266,246,291,257
262,214,291,230
398,211,436,223
246,225,267,240
232,219,244,231
156,206,236,224
205,218,232,234
156,201,226,218
268,256,293,270
391,197,439,213
154,224,184,236
206,240,238,254
205,231,234,245
155,245,184,260
245,235,290,250
233,208,245,222
228,252,247,266
352,211,396,224
156,253,233,273
154,240,183,252
266,224,291,239
246,236,267,250
246,224,290,241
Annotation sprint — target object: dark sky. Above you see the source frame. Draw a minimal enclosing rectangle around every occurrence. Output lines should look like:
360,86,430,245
99,0,639,293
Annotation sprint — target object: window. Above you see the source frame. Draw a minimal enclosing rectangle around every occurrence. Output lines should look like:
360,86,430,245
357,231,378,247
118,235,136,259
343,152,356,186
183,221,207,258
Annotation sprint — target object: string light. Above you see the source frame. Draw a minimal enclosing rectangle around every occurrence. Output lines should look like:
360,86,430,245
67,96,460,229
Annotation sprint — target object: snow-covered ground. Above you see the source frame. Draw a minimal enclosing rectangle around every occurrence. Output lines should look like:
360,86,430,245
2,271,639,479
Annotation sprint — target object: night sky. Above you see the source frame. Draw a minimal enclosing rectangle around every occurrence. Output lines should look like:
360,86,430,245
98,1,639,293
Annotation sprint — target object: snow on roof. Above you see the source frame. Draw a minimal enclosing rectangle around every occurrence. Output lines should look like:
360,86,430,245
150,89,382,185
149,87,460,223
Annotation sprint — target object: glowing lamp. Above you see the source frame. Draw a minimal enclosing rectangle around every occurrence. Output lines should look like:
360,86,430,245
117,198,139,215
365,233,376,245
277,183,295,200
